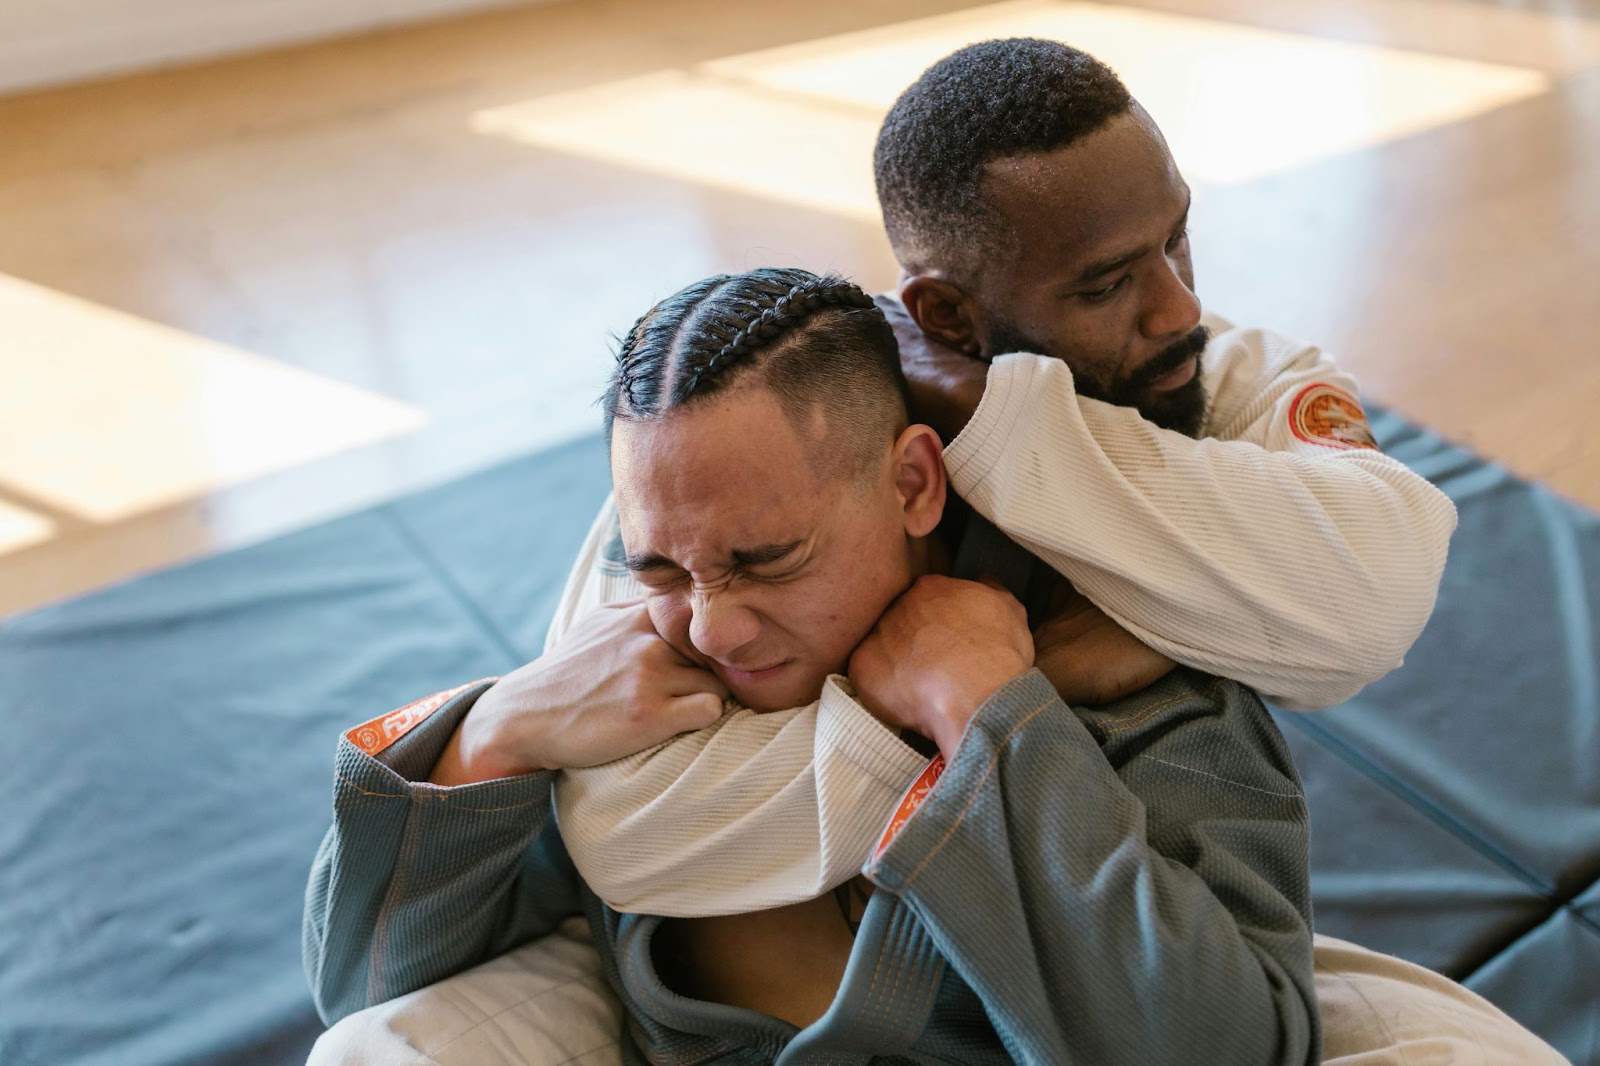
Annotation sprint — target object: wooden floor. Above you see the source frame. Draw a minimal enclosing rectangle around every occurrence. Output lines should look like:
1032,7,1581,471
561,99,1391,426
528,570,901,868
3,0,1599,615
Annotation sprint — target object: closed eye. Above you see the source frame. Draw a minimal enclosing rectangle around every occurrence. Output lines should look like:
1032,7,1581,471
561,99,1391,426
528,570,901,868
624,539,806,586
731,541,803,569
633,567,689,591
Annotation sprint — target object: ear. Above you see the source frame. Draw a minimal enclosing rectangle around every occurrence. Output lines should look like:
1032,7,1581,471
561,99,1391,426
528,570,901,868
900,276,981,358
890,423,947,538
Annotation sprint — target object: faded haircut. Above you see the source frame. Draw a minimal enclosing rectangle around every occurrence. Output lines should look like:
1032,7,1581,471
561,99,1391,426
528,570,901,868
603,268,910,480
874,37,1133,283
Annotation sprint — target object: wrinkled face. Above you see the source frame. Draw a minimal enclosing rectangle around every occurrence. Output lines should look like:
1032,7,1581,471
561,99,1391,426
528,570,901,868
974,106,1208,435
611,387,922,711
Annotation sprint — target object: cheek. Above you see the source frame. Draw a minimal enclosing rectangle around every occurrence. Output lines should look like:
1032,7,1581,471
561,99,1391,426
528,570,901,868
814,533,913,639
1073,313,1142,390
647,597,693,654
1015,301,1126,389
789,587,877,673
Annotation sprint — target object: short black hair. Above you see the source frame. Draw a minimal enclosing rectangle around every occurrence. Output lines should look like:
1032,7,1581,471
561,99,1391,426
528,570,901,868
603,267,909,479
874,38,1133,281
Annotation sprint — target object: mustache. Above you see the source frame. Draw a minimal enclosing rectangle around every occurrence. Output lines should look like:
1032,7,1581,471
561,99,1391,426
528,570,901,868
1122,326,1211,397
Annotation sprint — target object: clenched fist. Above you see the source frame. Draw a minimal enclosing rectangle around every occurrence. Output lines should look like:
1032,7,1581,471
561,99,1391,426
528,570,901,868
430,601,728,785
847,575,1033,761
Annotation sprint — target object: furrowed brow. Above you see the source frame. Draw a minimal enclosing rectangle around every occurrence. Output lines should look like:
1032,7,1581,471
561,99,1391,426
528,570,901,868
622,540,802,574
623,551,680,574
731,540,804,567
1073,248,1143,286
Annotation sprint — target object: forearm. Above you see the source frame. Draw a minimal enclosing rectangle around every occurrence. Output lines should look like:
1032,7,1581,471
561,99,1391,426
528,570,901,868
303,684,580,1023
556,677,926,916
868,669,1318,1065
947,354,1456,707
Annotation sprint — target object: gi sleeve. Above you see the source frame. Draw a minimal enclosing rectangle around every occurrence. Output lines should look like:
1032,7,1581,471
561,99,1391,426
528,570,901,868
868,668,1318,1066
556,677,926,916
302,682,583,1024
945,330,1458,709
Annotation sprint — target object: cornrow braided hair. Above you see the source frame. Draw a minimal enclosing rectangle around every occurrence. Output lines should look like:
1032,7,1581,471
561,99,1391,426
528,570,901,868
601,267,908,465
676,275,877,404
612,310,653,415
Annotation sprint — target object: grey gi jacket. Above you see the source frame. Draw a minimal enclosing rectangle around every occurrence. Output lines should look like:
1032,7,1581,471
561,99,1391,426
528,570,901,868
304,668,1319,1064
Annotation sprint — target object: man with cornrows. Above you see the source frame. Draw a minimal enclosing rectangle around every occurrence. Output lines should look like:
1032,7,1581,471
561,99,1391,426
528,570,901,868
310,267,1324,1063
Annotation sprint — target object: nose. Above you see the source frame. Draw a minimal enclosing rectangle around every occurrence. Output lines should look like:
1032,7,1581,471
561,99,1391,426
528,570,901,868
1139,253,1201,343
687,587,761,663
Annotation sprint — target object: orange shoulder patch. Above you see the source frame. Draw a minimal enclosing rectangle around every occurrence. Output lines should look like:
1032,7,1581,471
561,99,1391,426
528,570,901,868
344,680,492,756
1288,383,1379,451
874,755,946,859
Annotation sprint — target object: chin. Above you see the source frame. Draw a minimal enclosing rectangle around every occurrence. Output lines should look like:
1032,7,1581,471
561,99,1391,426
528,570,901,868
726,664,832,713
1141,376,1209,437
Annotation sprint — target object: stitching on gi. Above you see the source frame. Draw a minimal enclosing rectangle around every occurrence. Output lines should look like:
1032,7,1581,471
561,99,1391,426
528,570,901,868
424,976,622,1062
335,770,547,812
862,899,903,1026
1094,677,1225,736
882,907,913,1026
369,805,425,1004
1130,755,1302,799
1091,691,1189,735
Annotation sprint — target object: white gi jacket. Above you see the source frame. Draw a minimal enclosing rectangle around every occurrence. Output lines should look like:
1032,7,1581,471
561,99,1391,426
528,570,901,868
552,316,1458,916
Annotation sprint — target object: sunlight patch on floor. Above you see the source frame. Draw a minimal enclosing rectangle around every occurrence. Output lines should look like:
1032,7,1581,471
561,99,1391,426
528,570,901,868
0,273,428,534
0,498,54,555
473,0,1550,214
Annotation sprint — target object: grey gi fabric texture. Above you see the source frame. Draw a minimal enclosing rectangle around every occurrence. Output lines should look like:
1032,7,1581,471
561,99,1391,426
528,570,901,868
305,670,1319,1064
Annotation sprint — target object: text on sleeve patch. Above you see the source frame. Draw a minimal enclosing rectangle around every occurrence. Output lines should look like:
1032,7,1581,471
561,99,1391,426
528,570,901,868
1288,383,1379,451
344,680,493,756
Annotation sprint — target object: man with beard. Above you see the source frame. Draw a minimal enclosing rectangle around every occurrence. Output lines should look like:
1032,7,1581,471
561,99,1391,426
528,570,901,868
307,38,1564,1066
532,40,1554,1063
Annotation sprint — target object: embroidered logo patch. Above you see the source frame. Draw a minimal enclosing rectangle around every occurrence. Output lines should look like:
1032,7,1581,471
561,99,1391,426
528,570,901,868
344,680,488,756
1288,383,1378,451
874,755,946,859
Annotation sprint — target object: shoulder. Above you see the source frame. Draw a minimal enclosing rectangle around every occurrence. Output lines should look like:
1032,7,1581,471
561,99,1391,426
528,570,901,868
1199,319,1359,444
1199,320,1329,397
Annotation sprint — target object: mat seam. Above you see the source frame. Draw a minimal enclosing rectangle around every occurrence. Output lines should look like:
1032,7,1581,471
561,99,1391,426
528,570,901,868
1276,712,1553,897
378,506,526,670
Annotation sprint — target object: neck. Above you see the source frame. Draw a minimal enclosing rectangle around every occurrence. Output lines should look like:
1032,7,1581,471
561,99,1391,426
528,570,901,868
907,530,951,582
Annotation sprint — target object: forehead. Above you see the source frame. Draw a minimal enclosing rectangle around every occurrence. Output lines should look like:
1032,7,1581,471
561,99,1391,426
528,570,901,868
979,109,1188,278
610,389,840,559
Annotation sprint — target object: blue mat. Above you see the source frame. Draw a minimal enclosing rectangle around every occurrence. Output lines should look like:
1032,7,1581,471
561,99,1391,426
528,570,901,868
1,417,1595,1065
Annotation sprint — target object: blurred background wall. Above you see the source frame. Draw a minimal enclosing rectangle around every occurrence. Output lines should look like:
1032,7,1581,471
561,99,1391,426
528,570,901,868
0,0,552,93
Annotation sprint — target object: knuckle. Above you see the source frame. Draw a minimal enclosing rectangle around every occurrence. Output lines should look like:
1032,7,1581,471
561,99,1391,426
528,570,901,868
622,676,653,710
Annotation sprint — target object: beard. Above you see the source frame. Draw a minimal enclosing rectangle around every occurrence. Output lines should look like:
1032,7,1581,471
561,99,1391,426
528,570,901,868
984,320,1212,438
